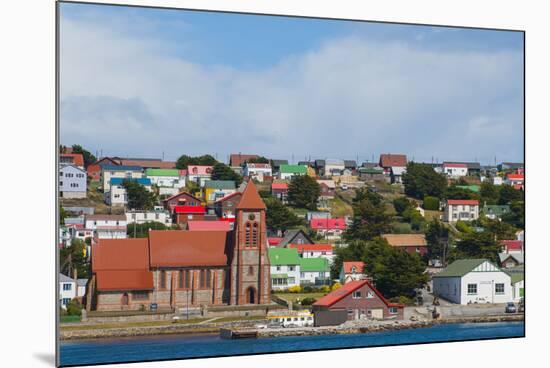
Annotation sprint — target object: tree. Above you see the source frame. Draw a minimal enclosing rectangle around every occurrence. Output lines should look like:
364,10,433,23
175,154,217,169
498,185,523,205
423,196,440,210
445,185,479,200
476,217,517,240
210,163,243,185
450,231,502,264
246,156,269,164
122,180,156,210
393,197,413,216
265,198,303,233
425,219,449,262
287,175,321,210
344,189,391,240
479,182,499,205
71,144,97,168
501,201,524,229
363,238,428,298
402,162,447,199
127,221,168,238
60,205,67,225
60,238,89,279
331,240,370,279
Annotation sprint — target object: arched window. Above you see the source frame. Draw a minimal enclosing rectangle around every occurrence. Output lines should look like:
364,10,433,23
252,222,258,247
160,271,166,289
248,266,254,275
245,222,251,246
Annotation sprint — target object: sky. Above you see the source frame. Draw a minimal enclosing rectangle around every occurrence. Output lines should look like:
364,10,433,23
59,3,524,165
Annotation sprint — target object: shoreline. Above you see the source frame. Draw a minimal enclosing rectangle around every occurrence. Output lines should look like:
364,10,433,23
60,314,524,341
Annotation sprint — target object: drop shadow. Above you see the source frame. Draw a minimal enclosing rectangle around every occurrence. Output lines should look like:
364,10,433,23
34,353,56,366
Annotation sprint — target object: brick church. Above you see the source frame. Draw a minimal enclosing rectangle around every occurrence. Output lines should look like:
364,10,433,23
87,181,271,311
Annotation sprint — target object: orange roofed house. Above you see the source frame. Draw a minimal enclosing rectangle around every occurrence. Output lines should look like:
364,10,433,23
88,181,271,311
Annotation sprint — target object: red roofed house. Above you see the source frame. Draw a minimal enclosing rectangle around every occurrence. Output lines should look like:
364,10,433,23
88,181,271,311
340,261,367,284
501,240,524,254
312,279,404,326
229,153,259,167
268,237,283,246
271,182,289,203
163,192,203,214
310,217,347,239
505,172,524,190
87,157,120,182
214,191,243,224
442,162,468,178
186,221,232,232
174,205,207,227
382,234,428,257
60,153,85,169
379,154,407,184
288,244,334,262
444,199,479,222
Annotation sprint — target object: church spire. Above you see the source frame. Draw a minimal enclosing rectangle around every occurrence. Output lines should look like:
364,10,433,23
236,180,266,210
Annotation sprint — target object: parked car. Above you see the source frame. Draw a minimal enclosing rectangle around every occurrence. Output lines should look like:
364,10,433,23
505,302,517,313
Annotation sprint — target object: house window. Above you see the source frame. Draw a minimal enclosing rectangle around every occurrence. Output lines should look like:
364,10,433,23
289,266,295,271
467,283,477,295
178,271,185,289
276,266,281,271
300,272,305,278
63,283,72,291
352,291,362,299
62,298,71,306
495,283,505,294
288,277,295,284
132,291,149,300
366,292,374,298
389,307,398,314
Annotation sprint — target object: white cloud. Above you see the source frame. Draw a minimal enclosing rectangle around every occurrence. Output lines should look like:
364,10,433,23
60,12,523,164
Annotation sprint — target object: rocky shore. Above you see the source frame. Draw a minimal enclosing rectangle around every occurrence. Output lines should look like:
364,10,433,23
60,314,523,341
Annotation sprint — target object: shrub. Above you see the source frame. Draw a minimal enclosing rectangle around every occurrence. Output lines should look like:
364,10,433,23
392,222,412,234
66,299,83,316
423,196,440,210
287,285,302,293
331,283,342,291
390,295,414,305
303,285,314,293
319,285,331,293
300,297,317,306
455,221,473,233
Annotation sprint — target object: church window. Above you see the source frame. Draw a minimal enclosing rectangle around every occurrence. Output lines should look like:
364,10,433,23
160,271,166,289
245,222,251,246
248,266,254,275
252,222,258,246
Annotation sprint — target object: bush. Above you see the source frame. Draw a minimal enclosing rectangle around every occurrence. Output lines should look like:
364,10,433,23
423,196,440,210
66,299,83,316
455,221,473,233
319,285,331,293
390,295,414,305
287,285,302,293
331,283,342,291
392,222,412,234
302,285,314,293
300,297,317,306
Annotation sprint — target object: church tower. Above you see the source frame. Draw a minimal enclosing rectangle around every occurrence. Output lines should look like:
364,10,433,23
230,180,271,305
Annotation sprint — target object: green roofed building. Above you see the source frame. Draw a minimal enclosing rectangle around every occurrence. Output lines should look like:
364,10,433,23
144,168,185,195
268,248,301,290
483,204,510,220
432,259,513,305
145,168,180,177
504,266,524,302
299,257,330,286
456,185,480,193
279,165,308,180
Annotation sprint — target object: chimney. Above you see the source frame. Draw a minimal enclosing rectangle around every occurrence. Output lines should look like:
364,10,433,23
73,268,78,281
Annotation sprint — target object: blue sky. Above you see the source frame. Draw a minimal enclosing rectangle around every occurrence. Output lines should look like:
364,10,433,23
59,2,524,164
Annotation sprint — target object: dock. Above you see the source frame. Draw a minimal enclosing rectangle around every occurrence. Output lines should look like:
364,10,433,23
220,328,258,339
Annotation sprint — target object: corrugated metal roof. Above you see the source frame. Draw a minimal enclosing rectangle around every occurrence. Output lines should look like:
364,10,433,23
432,259,488,278
268,247,301,265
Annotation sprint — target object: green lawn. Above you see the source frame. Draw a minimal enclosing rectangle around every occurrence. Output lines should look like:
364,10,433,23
60,315,81,324
329,197,353,218
60,318,210,331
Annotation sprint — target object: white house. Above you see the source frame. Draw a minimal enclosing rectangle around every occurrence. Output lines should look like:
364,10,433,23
390,166,406,184
243,163,272,182
59,273,87,309
268,248,301,290
443,199,479,222
85,214,127,239
100,165,143,192
145,168,186,196
289,244,335,264
323,159,345,177
339,261,367,284
125,209,172,226
59,165,87,198
442,163,468,178
506,269,524,302
299,257,331,286
432,259,513,305
105,177,152,206
493,176,503,186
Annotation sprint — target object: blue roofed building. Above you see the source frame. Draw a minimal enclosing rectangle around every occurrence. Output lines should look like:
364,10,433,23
105,177,152,207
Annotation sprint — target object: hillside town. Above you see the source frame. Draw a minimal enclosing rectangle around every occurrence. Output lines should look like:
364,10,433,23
58,146,524,332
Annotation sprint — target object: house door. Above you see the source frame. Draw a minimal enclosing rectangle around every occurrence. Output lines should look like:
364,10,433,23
246,287,256,304
370,309,383,320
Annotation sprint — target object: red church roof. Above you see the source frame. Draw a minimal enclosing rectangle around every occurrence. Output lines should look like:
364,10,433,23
236,180,266,210
187,221,231,231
